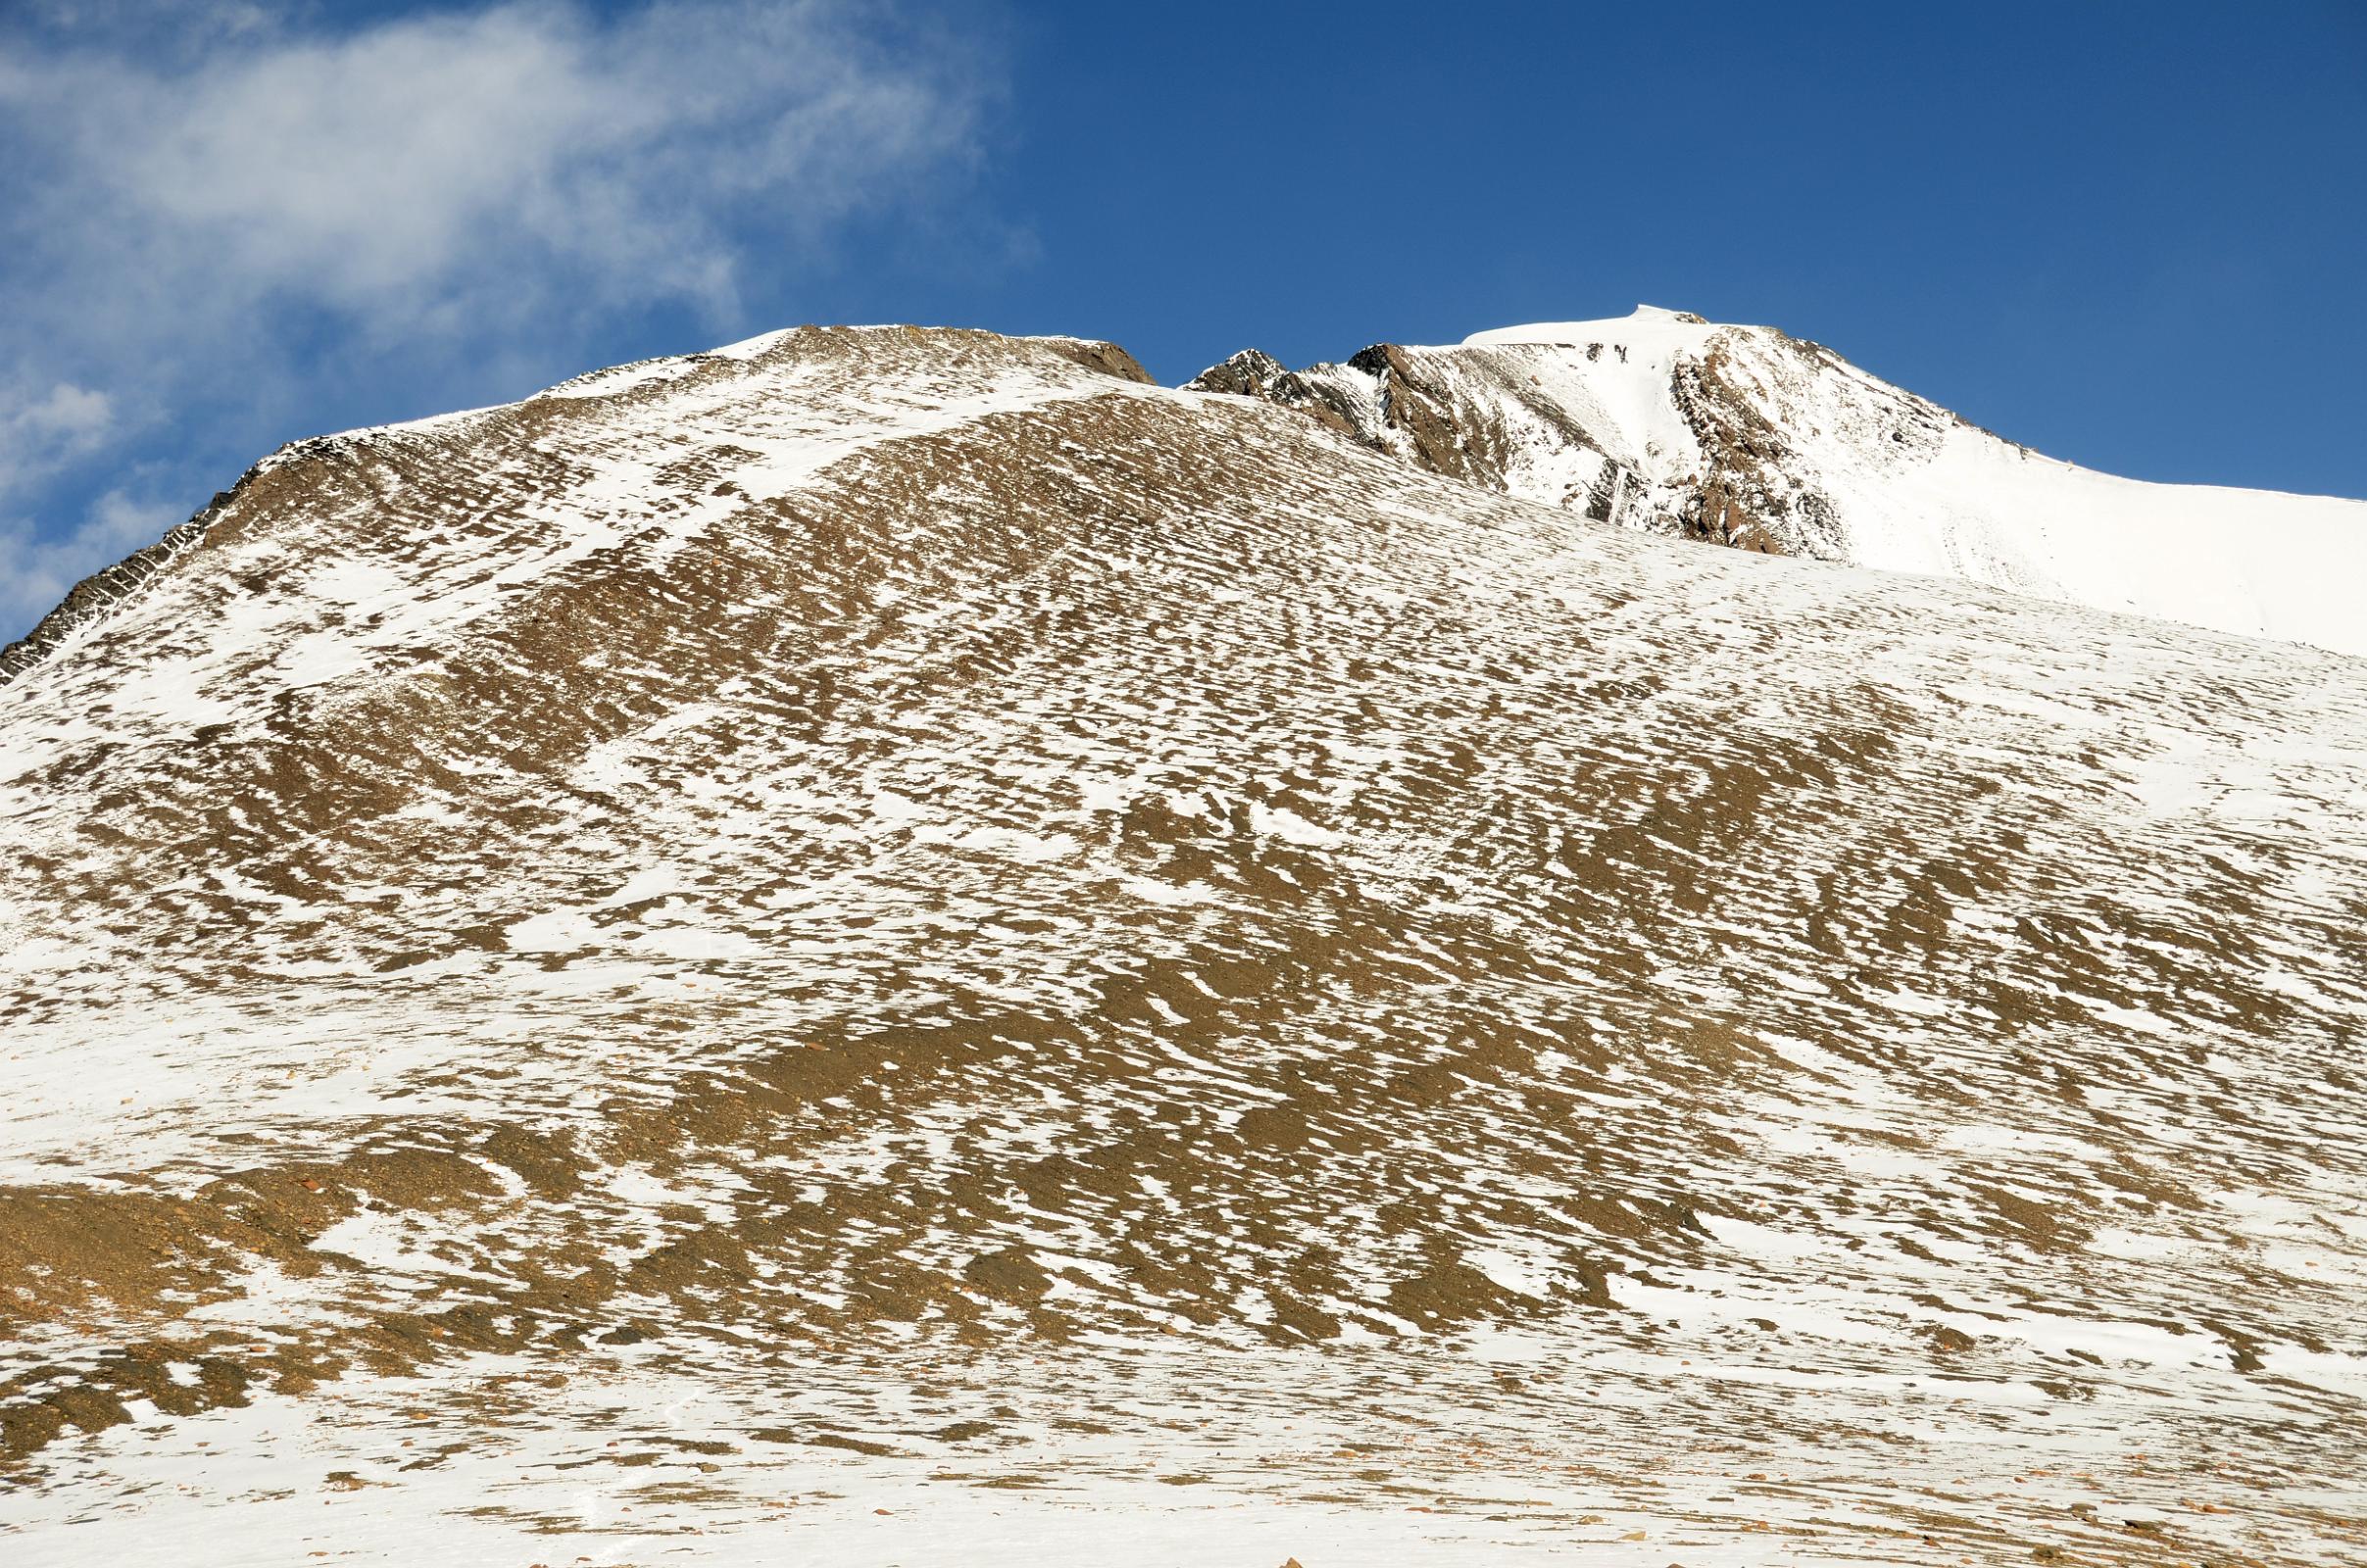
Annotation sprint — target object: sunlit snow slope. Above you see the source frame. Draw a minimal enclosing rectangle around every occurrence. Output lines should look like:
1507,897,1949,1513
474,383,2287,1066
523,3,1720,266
1196,305,2367,656
2,324,2364,1566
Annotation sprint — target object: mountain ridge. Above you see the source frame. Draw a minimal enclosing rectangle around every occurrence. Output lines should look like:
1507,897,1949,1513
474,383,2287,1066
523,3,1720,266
0,327,1154,687
1193,304,2367,656
10,310,2363,683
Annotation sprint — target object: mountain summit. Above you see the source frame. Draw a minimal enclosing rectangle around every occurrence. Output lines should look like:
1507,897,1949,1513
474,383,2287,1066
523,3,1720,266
2,320,2362,1564
1194,305,2367,655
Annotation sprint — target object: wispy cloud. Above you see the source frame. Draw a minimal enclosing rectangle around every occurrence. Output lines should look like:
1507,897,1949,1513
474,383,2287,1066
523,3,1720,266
0,380,115,492
0,0,1001,638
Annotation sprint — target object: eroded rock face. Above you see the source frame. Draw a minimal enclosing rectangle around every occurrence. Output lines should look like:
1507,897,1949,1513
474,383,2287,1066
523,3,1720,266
0,322,2363,1564
0,485,239,685
1194,337,1642,517
1187,319,1903,561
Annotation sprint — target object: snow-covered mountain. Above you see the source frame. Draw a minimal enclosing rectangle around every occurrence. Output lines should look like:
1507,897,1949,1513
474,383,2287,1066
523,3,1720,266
2,322,2364,1566
1195,305,2367,655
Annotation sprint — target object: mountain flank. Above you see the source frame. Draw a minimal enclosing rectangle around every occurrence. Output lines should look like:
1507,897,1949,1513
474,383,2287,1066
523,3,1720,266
0,319,2361,1565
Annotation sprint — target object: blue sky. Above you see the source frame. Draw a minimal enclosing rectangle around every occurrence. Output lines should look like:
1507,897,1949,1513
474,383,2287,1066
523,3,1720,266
3,0,2362,639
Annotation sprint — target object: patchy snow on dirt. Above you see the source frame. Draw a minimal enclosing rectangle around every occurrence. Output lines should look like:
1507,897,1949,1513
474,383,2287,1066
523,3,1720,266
2,322,2363,1566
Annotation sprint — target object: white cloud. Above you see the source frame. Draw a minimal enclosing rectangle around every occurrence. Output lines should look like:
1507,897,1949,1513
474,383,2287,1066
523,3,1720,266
15,1,984,316
0,0,1001,637
0,381,115,490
